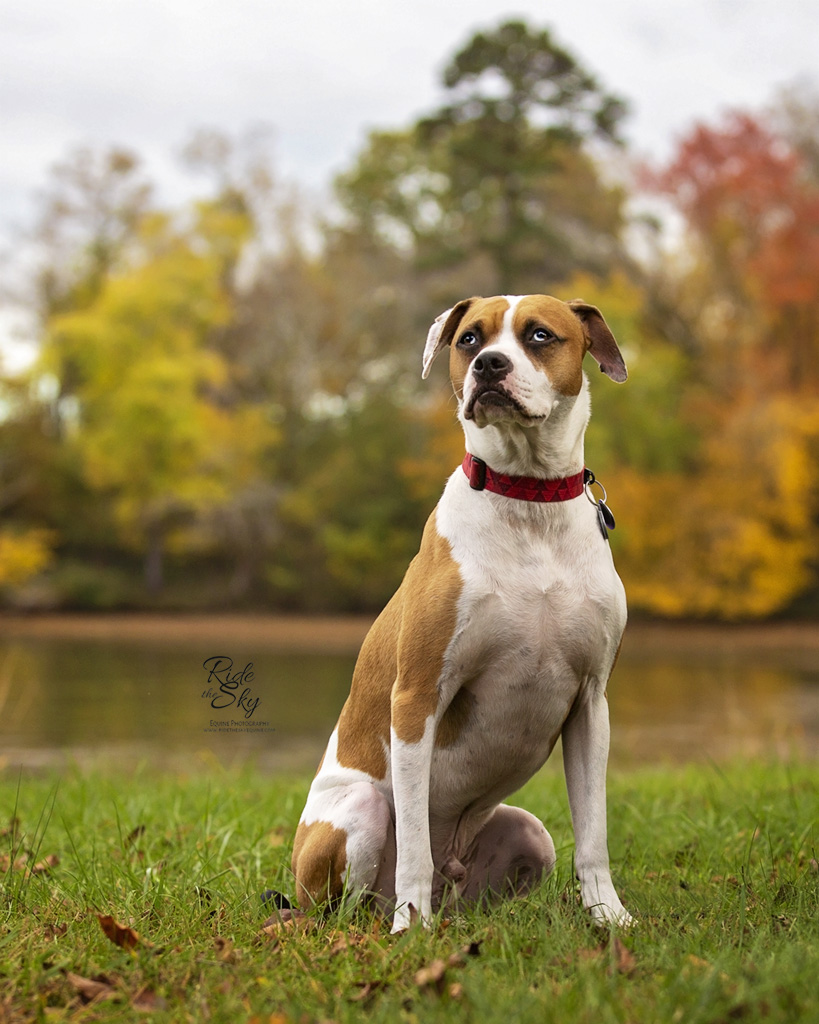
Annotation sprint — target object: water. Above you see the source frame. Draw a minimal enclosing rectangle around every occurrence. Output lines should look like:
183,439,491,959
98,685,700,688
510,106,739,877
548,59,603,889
0,616,817,771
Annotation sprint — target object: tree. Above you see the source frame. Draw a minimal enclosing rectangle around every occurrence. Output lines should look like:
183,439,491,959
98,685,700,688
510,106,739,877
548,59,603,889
337,19,629,297
40,201,278,594
30,146,153,323
649,111,819,391
625,105,819,618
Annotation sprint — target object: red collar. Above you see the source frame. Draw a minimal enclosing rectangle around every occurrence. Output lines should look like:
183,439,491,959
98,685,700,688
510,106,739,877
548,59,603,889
462,453,586,502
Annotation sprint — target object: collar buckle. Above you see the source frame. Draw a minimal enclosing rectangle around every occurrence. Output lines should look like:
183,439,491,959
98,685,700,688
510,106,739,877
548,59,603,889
467,454,487,490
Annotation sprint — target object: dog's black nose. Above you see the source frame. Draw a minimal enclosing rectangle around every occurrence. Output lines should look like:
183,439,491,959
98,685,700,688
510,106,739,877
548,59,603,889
472,351,512,381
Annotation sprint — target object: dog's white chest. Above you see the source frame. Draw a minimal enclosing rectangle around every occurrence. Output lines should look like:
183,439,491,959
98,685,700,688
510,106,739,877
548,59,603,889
429,471,626,813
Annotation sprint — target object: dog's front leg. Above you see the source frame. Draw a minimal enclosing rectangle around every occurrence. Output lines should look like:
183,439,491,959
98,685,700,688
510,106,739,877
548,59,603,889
389,698,437,933
562,686,632,926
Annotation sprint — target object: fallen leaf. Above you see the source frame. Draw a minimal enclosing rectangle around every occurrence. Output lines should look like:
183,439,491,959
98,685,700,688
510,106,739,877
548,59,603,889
333,933,350,952
65,971,118,1004
268,827,288,849
0,817,20,839
576,936,637,977
214,936,237,963
611,937,637,976
97,914,140,951
131,986,168,1012
125,825,146,847
414,958,448,994
45,923,68,941
349,980,384,1004
32,854,60,874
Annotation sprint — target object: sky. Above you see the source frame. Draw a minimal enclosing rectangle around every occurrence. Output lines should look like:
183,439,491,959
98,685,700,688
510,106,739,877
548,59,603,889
1,0,818,362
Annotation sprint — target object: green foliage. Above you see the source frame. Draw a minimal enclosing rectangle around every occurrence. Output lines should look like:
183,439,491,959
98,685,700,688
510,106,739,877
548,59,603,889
273,399,435,611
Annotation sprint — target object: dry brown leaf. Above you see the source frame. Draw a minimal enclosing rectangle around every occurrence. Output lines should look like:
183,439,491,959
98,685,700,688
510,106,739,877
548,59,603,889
125,825,146,847
611,937,637,976
260,908,312,937
268,827,288,849
131,986,168,1012
414,958,448,994
0,817,20,839
32,854,60,874
97,914,140,951
349,980,385,1004
214,936,237,963
577,937,637,977
65,971,118,1004
45,922,68,941
328,933,352,956
0,851,57,874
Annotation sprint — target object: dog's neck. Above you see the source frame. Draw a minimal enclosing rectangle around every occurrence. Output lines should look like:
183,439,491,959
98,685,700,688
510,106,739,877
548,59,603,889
459,379,590,480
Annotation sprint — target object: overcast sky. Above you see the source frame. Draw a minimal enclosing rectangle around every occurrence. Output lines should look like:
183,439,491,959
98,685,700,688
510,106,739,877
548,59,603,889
1,0,818,359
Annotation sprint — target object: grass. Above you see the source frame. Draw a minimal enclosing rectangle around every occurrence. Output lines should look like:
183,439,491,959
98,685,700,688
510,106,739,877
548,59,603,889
0,758,817,1023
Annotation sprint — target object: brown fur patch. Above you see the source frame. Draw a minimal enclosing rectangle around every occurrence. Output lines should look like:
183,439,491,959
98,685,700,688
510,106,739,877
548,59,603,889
334,509,463,771
335,597,399,778
390,514,463,744
435,686,477,748
448,296,511,398
291,820,348,907
512,295,589,396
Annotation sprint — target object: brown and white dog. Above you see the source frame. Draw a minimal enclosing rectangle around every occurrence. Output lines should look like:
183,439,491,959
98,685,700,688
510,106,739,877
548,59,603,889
291,294,631,932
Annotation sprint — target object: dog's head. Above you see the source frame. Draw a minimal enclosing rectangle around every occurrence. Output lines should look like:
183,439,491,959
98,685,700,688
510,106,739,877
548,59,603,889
423,295,627,429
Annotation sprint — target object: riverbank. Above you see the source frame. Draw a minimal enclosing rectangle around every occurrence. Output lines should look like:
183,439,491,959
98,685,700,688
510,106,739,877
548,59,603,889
3,612,819,659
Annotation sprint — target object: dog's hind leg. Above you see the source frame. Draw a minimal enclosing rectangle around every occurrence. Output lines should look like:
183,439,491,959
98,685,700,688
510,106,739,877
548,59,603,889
459,804,556,902
456,802,561,901
292,782,391,910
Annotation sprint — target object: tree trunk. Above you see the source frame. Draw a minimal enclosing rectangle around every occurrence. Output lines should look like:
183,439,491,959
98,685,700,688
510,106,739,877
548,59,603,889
144,524,164,595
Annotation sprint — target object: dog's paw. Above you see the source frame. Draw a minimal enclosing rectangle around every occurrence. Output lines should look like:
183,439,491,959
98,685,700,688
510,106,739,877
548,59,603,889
589,902,634,929
390,901,430,934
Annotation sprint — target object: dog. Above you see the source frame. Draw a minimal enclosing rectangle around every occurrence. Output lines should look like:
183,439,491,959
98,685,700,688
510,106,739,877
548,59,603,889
291,293,631,932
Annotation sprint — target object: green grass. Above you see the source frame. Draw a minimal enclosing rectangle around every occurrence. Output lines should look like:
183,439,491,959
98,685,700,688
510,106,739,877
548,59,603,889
1,759,817,1023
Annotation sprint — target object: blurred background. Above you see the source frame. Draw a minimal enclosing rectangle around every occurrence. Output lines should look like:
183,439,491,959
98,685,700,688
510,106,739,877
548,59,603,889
1,2,818,766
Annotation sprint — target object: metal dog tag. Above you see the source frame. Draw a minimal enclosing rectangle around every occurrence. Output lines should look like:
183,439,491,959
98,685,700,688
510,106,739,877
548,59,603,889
596,500,616,540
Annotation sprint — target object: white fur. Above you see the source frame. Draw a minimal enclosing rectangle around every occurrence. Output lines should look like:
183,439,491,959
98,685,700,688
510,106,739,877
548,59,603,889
391,716,437,930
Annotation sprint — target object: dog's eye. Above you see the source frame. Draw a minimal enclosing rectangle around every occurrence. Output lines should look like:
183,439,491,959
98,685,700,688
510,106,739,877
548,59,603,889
457,331,479,348
532,328,556,345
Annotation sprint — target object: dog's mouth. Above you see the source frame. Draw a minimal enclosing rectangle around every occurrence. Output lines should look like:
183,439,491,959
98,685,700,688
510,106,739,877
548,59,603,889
464,386,540,423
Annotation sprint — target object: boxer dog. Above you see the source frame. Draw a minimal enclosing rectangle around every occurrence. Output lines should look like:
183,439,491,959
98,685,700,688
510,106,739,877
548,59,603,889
290,294,630,932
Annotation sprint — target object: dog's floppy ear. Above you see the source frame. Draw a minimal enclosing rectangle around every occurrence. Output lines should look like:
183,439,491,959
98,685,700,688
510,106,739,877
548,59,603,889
568,300,628,383
422,298,476,379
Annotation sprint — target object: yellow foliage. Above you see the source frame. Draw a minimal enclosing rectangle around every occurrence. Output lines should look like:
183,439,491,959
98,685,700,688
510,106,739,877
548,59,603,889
0,529,54,588
610,396,819,619
398,394,463,505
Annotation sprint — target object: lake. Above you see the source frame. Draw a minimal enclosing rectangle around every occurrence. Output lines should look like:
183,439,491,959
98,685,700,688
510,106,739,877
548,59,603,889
1,615,817,772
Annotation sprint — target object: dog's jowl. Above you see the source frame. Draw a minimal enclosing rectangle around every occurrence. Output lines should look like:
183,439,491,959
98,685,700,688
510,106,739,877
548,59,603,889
290,294,631,932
